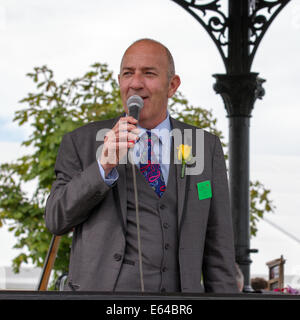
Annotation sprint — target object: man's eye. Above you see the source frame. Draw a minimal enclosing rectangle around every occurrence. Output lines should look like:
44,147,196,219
123,71,132,76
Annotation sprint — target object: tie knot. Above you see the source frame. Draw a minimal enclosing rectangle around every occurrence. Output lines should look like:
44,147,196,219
146,130,159,143
139,130,160,164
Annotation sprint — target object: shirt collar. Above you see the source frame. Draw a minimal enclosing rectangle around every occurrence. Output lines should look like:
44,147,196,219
137,111,171,145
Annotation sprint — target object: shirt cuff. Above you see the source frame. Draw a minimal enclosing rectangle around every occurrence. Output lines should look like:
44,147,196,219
97,159,119,186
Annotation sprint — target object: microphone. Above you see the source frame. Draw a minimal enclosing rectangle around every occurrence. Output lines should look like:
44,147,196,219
127,95,144,121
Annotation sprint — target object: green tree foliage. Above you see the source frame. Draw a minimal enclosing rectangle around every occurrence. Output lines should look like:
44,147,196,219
0,63,275,282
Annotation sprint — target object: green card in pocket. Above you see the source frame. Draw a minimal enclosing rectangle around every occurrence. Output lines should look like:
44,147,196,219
197,180,212,200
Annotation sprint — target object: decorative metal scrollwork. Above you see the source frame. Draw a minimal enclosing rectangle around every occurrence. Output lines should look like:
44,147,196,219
248,0,290,67
171,0,228,66
171,0,291,71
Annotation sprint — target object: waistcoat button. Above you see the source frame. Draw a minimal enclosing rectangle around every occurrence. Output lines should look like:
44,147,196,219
113,253,122,261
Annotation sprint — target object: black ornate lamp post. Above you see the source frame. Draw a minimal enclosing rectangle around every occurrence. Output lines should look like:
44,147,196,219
171,0,290,291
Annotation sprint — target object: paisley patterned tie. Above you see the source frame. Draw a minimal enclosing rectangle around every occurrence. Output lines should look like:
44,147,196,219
139,131,166,197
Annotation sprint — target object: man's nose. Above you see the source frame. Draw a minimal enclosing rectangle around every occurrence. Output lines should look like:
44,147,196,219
129,73,144,90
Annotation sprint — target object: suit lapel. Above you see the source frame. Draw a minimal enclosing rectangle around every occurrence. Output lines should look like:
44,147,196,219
175,154,188,231
100,115,128,233
170,117,191,230
115,164,127,230
113,115,128,232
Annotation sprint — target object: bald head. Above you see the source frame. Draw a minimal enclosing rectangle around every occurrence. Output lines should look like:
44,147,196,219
120,38,175,82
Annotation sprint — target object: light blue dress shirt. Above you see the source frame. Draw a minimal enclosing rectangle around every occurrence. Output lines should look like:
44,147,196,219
98,112,172,186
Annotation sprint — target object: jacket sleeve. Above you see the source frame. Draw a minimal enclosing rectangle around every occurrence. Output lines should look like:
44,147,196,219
202,135,238,293
44,132,111,235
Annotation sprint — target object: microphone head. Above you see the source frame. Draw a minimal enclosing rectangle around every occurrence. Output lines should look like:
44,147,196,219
127,95,144,121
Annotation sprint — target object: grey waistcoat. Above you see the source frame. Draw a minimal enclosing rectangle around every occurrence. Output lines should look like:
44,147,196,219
114,161,180,293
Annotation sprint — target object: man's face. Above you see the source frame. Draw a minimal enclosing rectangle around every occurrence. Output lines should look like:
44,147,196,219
118,41,180,129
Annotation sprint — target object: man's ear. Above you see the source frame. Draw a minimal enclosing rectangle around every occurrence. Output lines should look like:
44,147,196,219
167,75,181,98
118,74,121,84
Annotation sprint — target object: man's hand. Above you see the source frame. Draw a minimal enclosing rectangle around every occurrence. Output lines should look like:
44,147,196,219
100,116,140,177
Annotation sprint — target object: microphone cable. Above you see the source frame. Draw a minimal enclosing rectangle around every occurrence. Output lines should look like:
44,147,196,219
128,148,145,292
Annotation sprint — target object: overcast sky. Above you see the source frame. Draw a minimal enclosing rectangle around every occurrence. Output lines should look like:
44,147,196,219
0,0,300,282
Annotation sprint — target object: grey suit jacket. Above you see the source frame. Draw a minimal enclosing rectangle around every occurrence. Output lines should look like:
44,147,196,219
45,116,238,293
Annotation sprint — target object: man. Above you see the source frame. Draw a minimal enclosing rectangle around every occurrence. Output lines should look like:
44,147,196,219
45,38,238,293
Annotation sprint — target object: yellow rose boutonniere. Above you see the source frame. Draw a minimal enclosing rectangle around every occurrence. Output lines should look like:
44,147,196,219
177,144,192,178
